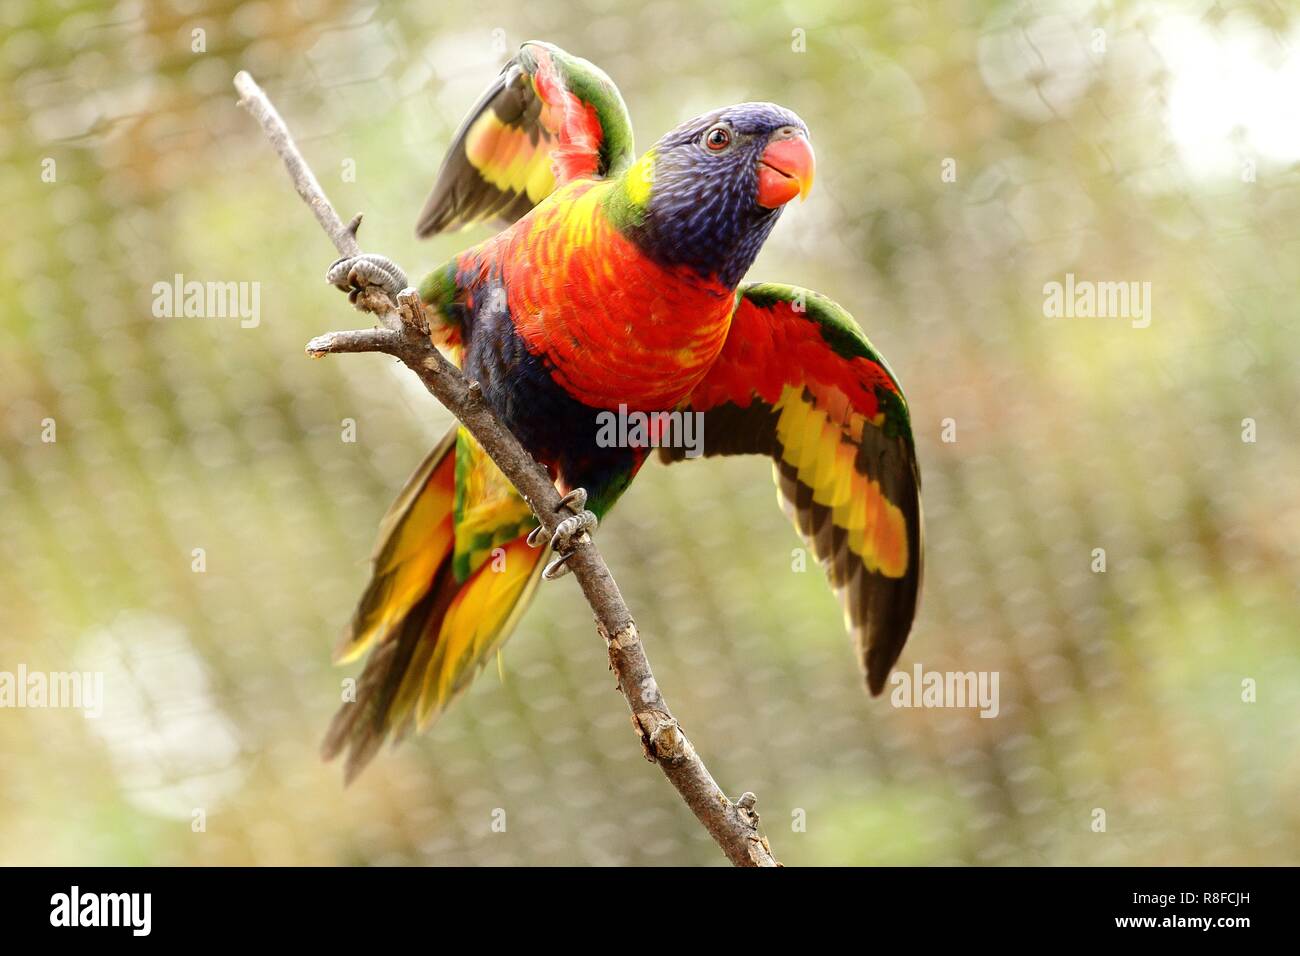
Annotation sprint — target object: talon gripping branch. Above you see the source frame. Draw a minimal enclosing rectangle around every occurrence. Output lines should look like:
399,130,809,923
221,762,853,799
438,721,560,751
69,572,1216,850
322,41,924,780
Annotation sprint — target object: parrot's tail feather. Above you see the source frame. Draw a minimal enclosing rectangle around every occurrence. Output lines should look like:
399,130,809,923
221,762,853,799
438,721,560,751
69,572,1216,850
320,569,456,782
321,427,547,783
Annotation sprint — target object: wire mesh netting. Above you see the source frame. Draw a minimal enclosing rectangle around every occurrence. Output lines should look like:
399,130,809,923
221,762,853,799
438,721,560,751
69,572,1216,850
1,0,1298,865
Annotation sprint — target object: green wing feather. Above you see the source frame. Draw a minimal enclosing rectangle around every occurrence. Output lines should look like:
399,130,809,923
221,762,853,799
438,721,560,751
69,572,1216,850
415,40,635,237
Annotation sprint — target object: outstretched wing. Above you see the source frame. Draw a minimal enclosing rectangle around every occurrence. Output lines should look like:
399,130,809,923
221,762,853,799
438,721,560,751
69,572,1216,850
416,40,635,237
662,283,923,693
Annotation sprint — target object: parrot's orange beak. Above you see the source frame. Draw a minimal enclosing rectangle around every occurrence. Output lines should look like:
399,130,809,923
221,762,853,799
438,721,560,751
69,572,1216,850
756,132,815,208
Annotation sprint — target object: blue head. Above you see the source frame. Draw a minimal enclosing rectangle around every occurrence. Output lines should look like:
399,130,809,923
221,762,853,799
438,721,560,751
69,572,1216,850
622,102,815,288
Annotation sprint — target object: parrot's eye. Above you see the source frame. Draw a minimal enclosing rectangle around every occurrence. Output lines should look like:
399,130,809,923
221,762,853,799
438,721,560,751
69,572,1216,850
703,125,732,151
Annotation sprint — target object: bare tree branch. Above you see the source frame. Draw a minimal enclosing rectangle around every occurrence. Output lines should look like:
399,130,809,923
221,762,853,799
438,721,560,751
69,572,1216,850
235,70,780,867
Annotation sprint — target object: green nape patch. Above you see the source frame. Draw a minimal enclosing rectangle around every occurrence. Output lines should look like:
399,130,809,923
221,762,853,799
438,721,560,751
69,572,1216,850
603,151,656,232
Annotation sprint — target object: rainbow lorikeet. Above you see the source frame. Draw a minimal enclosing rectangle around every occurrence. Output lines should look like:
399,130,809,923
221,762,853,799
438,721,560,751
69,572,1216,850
322,41,923,779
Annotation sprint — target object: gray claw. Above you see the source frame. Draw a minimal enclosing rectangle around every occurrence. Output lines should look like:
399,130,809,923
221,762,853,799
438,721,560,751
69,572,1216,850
543,552,574,580
326,253,409,303
532,488,597,580
556,488,588,513
550,509,597,553
527,487,593,549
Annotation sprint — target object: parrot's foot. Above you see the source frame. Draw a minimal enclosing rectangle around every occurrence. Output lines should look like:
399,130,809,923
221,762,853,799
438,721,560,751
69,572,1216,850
326,253,409,305
542,511,597,579
527,488,598,580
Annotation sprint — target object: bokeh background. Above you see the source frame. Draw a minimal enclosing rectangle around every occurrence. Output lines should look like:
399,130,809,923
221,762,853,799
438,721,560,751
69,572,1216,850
2,0,1298,866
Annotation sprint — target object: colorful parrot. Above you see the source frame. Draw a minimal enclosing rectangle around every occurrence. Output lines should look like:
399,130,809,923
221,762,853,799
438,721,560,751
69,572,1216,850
322,41,923,780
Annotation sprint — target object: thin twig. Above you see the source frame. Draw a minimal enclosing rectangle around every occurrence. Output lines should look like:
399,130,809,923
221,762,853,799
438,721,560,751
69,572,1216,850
235,71,779,866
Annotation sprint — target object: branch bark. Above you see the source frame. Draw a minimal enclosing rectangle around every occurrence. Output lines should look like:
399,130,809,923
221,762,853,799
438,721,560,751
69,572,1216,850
234,71,779,867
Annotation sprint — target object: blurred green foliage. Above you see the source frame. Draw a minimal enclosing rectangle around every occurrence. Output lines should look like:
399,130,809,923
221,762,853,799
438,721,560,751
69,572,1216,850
1,0,1297,865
